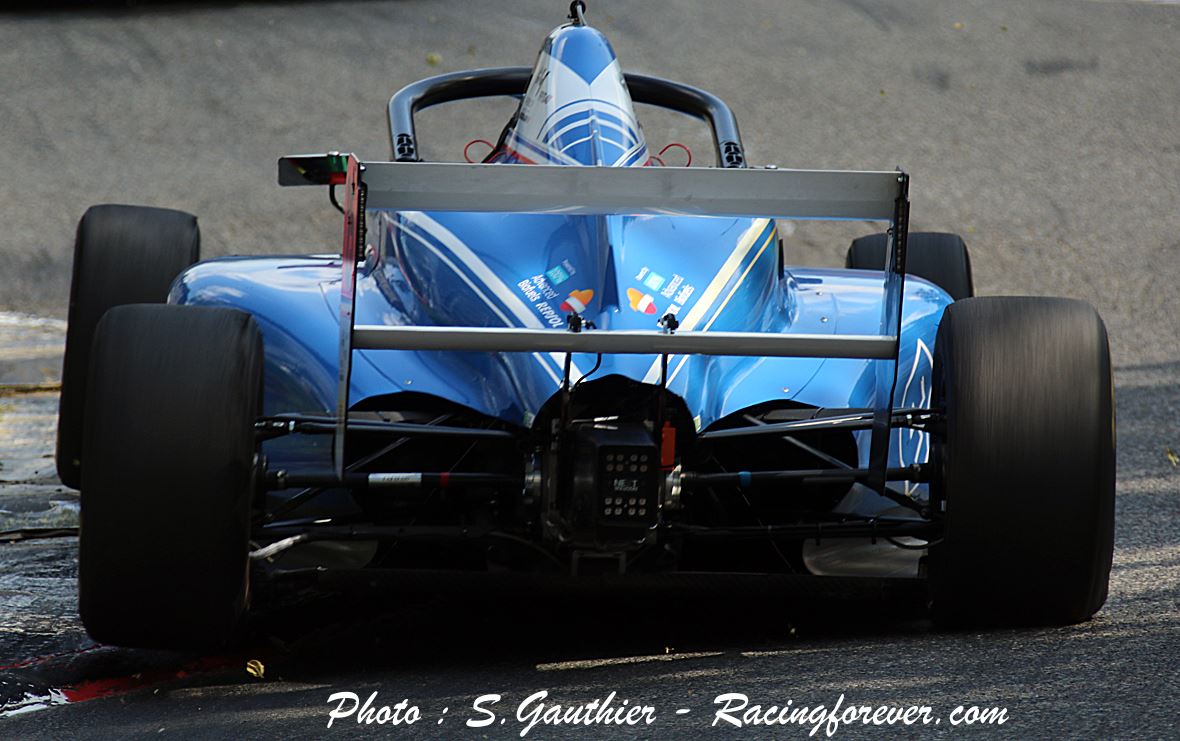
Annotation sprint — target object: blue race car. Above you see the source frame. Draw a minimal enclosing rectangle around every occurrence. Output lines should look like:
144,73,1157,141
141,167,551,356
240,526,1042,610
57,2,1114,649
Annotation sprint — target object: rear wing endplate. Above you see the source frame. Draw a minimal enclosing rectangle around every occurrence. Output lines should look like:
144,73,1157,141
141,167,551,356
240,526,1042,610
278,155,910,491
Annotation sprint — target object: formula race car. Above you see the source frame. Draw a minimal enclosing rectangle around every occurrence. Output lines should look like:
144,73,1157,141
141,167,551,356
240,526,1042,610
57,2,1114,649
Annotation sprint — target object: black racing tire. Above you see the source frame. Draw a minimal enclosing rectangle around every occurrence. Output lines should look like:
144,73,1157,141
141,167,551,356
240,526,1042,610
929,297,1115,627
79,304,262,650
845,232,974,301
56,204,200,490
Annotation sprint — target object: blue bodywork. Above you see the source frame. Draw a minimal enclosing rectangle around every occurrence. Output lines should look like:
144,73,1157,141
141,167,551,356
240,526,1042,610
169,22,950,503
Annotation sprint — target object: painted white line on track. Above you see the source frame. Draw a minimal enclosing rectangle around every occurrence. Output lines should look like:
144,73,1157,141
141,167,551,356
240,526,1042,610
536,651,723,672
0,313,66,331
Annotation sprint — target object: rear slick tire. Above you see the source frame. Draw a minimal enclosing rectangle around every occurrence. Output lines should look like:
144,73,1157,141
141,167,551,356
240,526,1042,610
929,296,1115,627
846,231,974,301
79,304,262,650
56,204,200,489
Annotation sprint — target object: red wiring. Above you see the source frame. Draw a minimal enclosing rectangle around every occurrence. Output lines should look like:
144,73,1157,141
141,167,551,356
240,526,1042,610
463,139,495,163
658,142,692,167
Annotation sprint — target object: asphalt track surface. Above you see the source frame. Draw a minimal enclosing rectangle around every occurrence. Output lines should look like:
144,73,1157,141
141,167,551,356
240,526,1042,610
1,0,1179,737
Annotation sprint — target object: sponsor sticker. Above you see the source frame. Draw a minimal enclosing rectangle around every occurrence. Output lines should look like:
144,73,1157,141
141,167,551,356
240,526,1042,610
626,288,657,315
545,265,570,285
517,274,565,327
560,289,594,313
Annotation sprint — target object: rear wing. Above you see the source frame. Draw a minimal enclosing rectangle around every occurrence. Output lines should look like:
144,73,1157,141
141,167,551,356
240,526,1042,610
278,154,910,491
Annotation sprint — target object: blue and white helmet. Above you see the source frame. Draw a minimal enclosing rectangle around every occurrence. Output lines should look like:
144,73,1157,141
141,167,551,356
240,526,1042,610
493,21,649,167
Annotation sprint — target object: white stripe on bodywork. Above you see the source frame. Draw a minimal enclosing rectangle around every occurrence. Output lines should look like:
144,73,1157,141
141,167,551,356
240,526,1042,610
615,141,648,167
392,219,561,387
641,218,772,384
898,337,933,496
508,130,584,166
547,111,637,148
397,212,582,383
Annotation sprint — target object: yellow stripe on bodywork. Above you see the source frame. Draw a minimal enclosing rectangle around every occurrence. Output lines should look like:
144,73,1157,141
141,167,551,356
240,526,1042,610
670,225,778,384
701,226,777,333
665,224,778,384
641,218,775,384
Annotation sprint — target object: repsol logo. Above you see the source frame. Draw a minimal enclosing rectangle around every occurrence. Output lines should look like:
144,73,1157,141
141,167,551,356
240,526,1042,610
536,301,563,328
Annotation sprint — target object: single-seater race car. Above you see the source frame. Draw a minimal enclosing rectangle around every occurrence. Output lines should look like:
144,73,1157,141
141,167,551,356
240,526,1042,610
57,2,1114,649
